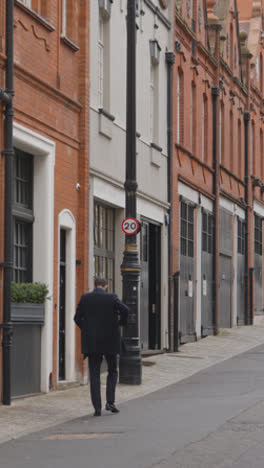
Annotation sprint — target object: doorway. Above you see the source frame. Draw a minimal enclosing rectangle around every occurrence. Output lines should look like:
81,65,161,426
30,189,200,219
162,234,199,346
140,222,161,350
59,229,66,380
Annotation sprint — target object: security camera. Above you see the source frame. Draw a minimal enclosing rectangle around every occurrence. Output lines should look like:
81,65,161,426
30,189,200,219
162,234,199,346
76,183,81,191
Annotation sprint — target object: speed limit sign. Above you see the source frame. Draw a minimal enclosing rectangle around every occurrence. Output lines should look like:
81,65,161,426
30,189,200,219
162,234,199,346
121,217,139,235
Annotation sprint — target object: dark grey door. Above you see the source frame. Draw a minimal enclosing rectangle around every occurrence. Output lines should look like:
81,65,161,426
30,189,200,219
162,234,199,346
201,211,214,336
149,224,161,350
219,209,233,328
140,222,149,349
219,254,232,328
180,201,196,343
254,254,262,315
59,229,66,380
237,218,245,325
254,215,263,315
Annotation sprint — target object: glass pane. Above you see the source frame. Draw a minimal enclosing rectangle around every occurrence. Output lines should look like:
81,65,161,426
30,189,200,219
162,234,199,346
188,221,194,241
208,235,213,254
202,213,207,232
188,206,194,223
181,202,187,220
202,233,207,252
181,238,187,256
188,240,194,258
108,258,113,281
181,220,187,238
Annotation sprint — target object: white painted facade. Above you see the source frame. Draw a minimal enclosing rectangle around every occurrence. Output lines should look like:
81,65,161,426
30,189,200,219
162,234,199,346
89,0,173,350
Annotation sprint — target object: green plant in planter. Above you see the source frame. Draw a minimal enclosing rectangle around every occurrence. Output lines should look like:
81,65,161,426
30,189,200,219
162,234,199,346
11,282,49,304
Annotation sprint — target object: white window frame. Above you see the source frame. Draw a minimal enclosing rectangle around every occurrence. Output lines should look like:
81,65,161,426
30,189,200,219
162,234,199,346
98,17,104,108
150,64,155,141
21,0,32,7
62,0,67,36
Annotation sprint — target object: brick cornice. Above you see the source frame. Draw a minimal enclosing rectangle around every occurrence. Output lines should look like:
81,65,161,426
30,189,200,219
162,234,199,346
14,63,82,112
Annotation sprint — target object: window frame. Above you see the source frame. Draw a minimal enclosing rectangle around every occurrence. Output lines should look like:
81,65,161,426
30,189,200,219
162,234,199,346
12,148,34,283
93,202,115,292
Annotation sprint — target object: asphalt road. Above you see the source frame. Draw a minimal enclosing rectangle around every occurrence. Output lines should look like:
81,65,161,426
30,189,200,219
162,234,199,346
2,344,264,468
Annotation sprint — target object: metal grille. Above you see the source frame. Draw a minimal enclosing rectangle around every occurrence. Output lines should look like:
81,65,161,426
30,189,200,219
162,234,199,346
237,218,245,255
180,201,194,258
15,150,33,209
254,215,262,256
13,222,32,283
202,211,213,254
94,203,115,292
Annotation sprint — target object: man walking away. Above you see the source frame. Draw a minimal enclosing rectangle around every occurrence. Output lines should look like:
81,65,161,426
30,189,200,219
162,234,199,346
74,277,128,416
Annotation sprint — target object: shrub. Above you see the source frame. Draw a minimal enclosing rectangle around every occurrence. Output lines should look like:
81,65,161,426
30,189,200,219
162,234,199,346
11,282,49,304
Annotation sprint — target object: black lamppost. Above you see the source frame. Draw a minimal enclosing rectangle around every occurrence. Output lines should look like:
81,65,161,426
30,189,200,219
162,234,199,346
119,0,142,385
0,0,14,405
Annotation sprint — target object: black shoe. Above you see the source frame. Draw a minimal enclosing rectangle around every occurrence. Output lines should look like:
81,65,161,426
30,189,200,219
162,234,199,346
93,409,101,416
105,403,119,413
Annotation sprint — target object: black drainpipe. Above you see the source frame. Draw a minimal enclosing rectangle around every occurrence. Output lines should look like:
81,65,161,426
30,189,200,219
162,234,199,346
212,86,219,335
165,51,175,351
0,0,15,405
244,111,250,325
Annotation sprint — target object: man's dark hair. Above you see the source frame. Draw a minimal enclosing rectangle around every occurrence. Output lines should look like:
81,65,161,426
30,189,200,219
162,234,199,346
94,277,108,288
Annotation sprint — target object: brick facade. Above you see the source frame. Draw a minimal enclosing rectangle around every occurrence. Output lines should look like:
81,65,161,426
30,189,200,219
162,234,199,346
0,0,89,399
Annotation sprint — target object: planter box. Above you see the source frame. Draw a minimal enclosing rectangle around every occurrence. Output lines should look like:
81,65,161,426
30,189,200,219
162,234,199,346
11,303,45,324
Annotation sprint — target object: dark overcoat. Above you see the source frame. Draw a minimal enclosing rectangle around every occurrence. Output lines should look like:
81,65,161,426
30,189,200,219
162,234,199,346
74,288,128,355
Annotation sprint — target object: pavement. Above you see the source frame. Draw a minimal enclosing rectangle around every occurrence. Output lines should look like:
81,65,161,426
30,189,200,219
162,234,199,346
1,316,264,446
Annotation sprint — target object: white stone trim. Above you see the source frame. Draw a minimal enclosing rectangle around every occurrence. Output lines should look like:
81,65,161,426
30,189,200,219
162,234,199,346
93,176,125,208
254,200,264,218
13,122,55,393
57,210,76,382
178,182,213,212
220,196,245,220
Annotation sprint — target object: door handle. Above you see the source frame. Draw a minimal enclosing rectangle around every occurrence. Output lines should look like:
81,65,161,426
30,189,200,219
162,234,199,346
152,304,156,314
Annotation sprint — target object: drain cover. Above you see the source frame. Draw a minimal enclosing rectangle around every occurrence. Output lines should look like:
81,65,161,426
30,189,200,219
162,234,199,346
43,433,118,440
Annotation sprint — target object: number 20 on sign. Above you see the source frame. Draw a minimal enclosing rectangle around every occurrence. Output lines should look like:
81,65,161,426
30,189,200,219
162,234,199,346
121,217,139,235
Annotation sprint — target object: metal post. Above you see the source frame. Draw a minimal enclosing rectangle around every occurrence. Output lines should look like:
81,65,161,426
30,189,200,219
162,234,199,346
244,111,250,325
212,86,219,335
119,0,141,385
173,272,180,352
165,51,175,352
1,0,15,405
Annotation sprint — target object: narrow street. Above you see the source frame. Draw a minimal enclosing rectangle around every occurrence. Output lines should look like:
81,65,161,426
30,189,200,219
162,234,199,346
2,343,264,468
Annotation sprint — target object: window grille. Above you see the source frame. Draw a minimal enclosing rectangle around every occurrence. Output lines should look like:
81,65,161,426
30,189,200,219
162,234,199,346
237,219,245,255
254,215,262,256
13,149,33,283
202,211,213,254
180,201,194,258
94,203,115,292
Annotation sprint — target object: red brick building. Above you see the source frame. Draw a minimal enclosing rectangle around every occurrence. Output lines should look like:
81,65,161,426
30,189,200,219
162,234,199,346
0,0,89,400
170,0,264,349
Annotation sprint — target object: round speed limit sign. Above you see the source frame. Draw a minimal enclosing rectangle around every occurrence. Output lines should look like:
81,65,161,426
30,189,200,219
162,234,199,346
121,217,139,235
